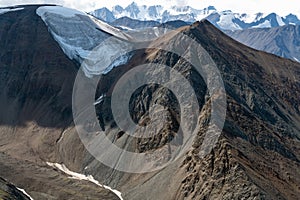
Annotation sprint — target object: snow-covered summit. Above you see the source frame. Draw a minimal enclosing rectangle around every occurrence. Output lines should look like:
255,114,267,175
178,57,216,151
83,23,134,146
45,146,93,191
91,3,216,23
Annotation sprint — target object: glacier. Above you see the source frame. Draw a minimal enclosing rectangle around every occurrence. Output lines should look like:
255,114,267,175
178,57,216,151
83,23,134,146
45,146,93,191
217,11,243,30
36,6,133,77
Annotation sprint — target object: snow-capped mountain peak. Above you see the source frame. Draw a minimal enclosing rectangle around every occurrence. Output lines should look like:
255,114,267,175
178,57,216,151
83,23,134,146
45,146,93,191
90,2,300,30
91,3,217,23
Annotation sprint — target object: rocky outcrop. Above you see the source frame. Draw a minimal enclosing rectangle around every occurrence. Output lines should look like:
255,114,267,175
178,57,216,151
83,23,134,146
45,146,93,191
0,177,30,200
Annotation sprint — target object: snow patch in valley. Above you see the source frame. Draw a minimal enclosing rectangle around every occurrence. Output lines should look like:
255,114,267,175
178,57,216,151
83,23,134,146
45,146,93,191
253,20,271,28
0,7,24,15
119,25,135,31
46,162,123,200
276,15,285,26
16,187,34,200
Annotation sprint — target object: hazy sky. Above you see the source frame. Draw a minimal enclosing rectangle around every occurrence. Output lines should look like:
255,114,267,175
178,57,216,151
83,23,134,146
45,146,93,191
0,0,300,16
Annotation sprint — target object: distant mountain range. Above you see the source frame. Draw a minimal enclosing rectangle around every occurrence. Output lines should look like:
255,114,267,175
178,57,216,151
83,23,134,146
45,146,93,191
90,2,300,62
90,2,300,30
226,24,300,62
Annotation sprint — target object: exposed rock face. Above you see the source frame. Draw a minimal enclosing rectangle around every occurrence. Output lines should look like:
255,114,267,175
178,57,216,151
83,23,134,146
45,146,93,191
0,5,299,200
178,21,300,200
91,20,300,200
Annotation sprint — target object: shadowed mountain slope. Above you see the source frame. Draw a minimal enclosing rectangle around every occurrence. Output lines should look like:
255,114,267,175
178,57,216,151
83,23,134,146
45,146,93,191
0,5,121,200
